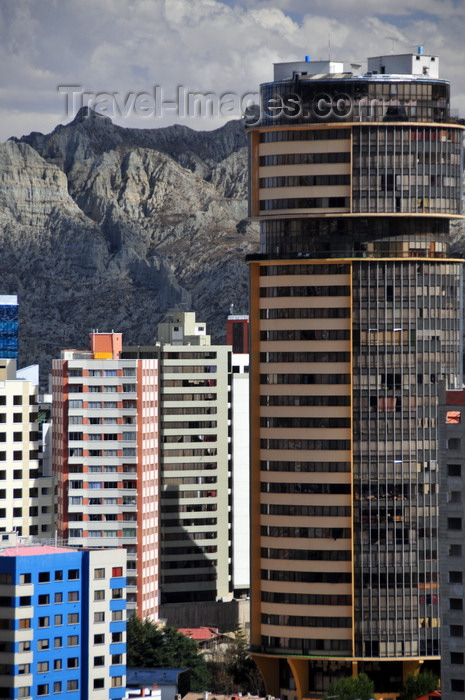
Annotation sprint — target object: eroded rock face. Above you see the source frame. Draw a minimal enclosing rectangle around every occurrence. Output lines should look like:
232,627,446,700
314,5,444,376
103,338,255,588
2,111,258,380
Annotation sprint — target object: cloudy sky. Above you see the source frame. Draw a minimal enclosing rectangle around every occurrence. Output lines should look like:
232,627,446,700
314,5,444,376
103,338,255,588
1,0,464,142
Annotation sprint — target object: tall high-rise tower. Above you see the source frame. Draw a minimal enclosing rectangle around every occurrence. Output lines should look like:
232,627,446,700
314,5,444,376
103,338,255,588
247,52,464,697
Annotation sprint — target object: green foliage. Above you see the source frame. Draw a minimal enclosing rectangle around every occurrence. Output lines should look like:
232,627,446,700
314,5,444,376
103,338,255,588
398,670,439,700
127,616,210,692
324,672,374,700
207,626,265,695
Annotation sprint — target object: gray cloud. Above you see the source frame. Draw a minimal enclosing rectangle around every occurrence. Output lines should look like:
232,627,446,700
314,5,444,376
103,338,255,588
0,0,464,142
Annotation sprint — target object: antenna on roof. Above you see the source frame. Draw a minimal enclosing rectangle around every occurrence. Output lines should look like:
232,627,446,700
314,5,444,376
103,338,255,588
385,35,399,53
328,33,331,61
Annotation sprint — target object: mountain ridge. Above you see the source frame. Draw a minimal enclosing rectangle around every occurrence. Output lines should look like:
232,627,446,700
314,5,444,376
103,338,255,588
2,110,257,382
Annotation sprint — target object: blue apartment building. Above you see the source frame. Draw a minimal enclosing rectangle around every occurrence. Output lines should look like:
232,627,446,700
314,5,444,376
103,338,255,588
0,542,126,699
0,296,18,360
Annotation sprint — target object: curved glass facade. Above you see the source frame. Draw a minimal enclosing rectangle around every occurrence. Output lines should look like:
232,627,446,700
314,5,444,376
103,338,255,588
255,78,451,128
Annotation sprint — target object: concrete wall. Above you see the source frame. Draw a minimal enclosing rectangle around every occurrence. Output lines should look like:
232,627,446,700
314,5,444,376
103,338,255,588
159,598,250,637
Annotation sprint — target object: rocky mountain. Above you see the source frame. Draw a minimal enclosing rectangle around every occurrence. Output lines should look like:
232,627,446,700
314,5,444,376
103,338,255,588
1,109,258,382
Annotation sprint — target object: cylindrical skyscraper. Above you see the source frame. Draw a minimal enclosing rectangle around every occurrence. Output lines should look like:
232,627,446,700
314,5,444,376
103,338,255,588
247,51,464,698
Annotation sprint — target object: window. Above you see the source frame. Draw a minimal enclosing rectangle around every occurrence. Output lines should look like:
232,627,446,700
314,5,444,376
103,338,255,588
53,682,62,693
94,679,105,690
448,464,461,476
18,664,30,674
67,657,79,669
68,569,79,580
450,571,463,583
451,679,465,692
448,517,462,530
67,680,78,691
94,656,105,666
38,616,50,628
112,632,123,643
94,568,105,579
38,661,49,672
111,677,123,688
18,688,31,698
451,652,464,664
94,611,105,623
19,641,31,652
19,596,31,606
450,544,462,556
19,618,31,629
450,598,463,610
112,588,123,599
112,610,123,621
54,614,63,626
68,613,79,624
68,529,83,538
112,654,123,664
38,639,49,650
112,566,123,577
94,633,105,644
67,635,79,646
94,590,105,601
54,659,62,670
54,637,62,649
68,591,79,602
451,625,463,637
54,592,63,603
37,685,49,696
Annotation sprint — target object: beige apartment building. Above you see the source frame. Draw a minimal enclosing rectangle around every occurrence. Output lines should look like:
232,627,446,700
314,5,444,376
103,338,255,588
123,311,233,605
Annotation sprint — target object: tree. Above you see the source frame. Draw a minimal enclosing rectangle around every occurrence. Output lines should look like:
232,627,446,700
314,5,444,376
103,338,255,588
324,672,374,700
127,616,210,692
207,626,265,695
398,670,439,700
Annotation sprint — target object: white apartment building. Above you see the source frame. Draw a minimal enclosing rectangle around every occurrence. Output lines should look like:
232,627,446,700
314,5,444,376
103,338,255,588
0,359,54,539
231,351,250,596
